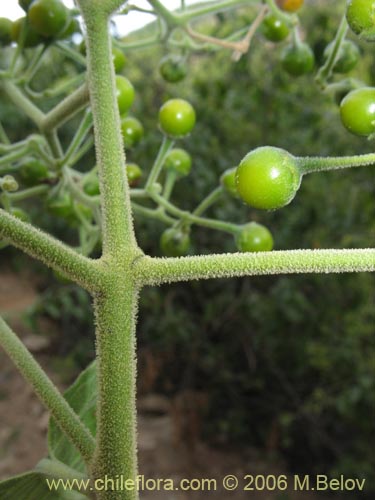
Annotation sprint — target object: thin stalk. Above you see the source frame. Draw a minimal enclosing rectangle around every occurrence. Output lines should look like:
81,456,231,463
0,121,10,144
62,111,93,167
193,186,223,216
132,202,175,225
56,41,87,67
316,15,348,89
7,184,49,202
147,0,182,26
0,316,95,467
41,84,89,132
69,137,94,166
45,130,63,158
180,0,252,22
22,45,47,84
162,170,177,200
150,191,239,233
0,146,29,167
297,153,375,175
145,136,174,190
1,80,45,128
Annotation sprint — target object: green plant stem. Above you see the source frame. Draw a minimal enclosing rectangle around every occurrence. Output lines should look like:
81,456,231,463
132,202,175,225
41,84,90,132
162,170,177,200
56,41,87,67
69,137,95,166
22,45,47,84
134,248,375,286
7,184,49,202
64,167,100,209
45,130,63,159
150,191,239,233
315,14,348,89
62,111,93,167
0,315,95,467
193,186,224,216
77,4,142,498
92,283,139,500
0,146,29,167
145,136,174,190
1,80,45,128
147,0,182,26
265,0,297,25
0,120,10,144
297,153,375,175
81,9,137,257
0,209,102,291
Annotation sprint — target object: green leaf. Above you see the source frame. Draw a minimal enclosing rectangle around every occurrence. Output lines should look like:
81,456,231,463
48,361,97,473
0,471,86,499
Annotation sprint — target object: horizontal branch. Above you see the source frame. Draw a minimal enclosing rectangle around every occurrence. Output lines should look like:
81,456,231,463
41,84,89,131
134,249,375,286
0,209,102,292
0,315,95,466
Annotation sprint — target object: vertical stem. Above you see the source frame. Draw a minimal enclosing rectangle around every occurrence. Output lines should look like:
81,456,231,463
83,11,137,257
92,281,139,500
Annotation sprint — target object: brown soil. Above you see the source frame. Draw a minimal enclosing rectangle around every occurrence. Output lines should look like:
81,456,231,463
0,271,327,499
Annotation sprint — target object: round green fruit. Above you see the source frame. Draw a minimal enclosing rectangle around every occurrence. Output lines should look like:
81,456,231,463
83,175,100,196
121,116,144,148
159,54,187,83
28,0,68,38
281,43,315,76
340,86,375,136
126,163,142,186
262,15,290,42
235,222,274,252
158,99,196,138
220,167,239,198
235,146,301,210
115,75,135,115
163,148,192,177
346,0,375,41
160,228,190,257
11,17,44,47
20,159,48,186
0,18,13,45
112,47,126,73
323,40,360,74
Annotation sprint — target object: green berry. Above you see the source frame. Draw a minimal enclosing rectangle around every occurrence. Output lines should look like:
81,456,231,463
164,148,192,177
235,222,274,252
235,146,301,210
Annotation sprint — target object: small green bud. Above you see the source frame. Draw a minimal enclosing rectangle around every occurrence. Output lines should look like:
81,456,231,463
1,175,19,192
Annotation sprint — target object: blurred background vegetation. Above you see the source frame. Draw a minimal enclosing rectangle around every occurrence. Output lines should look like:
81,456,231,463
0,0,374,495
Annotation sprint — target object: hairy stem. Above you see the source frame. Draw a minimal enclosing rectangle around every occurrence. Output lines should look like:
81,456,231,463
134,249,375,286
91,281,139,500
0,209,102,291
0,316,95,467
81,8,137,257
297,152,375,174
